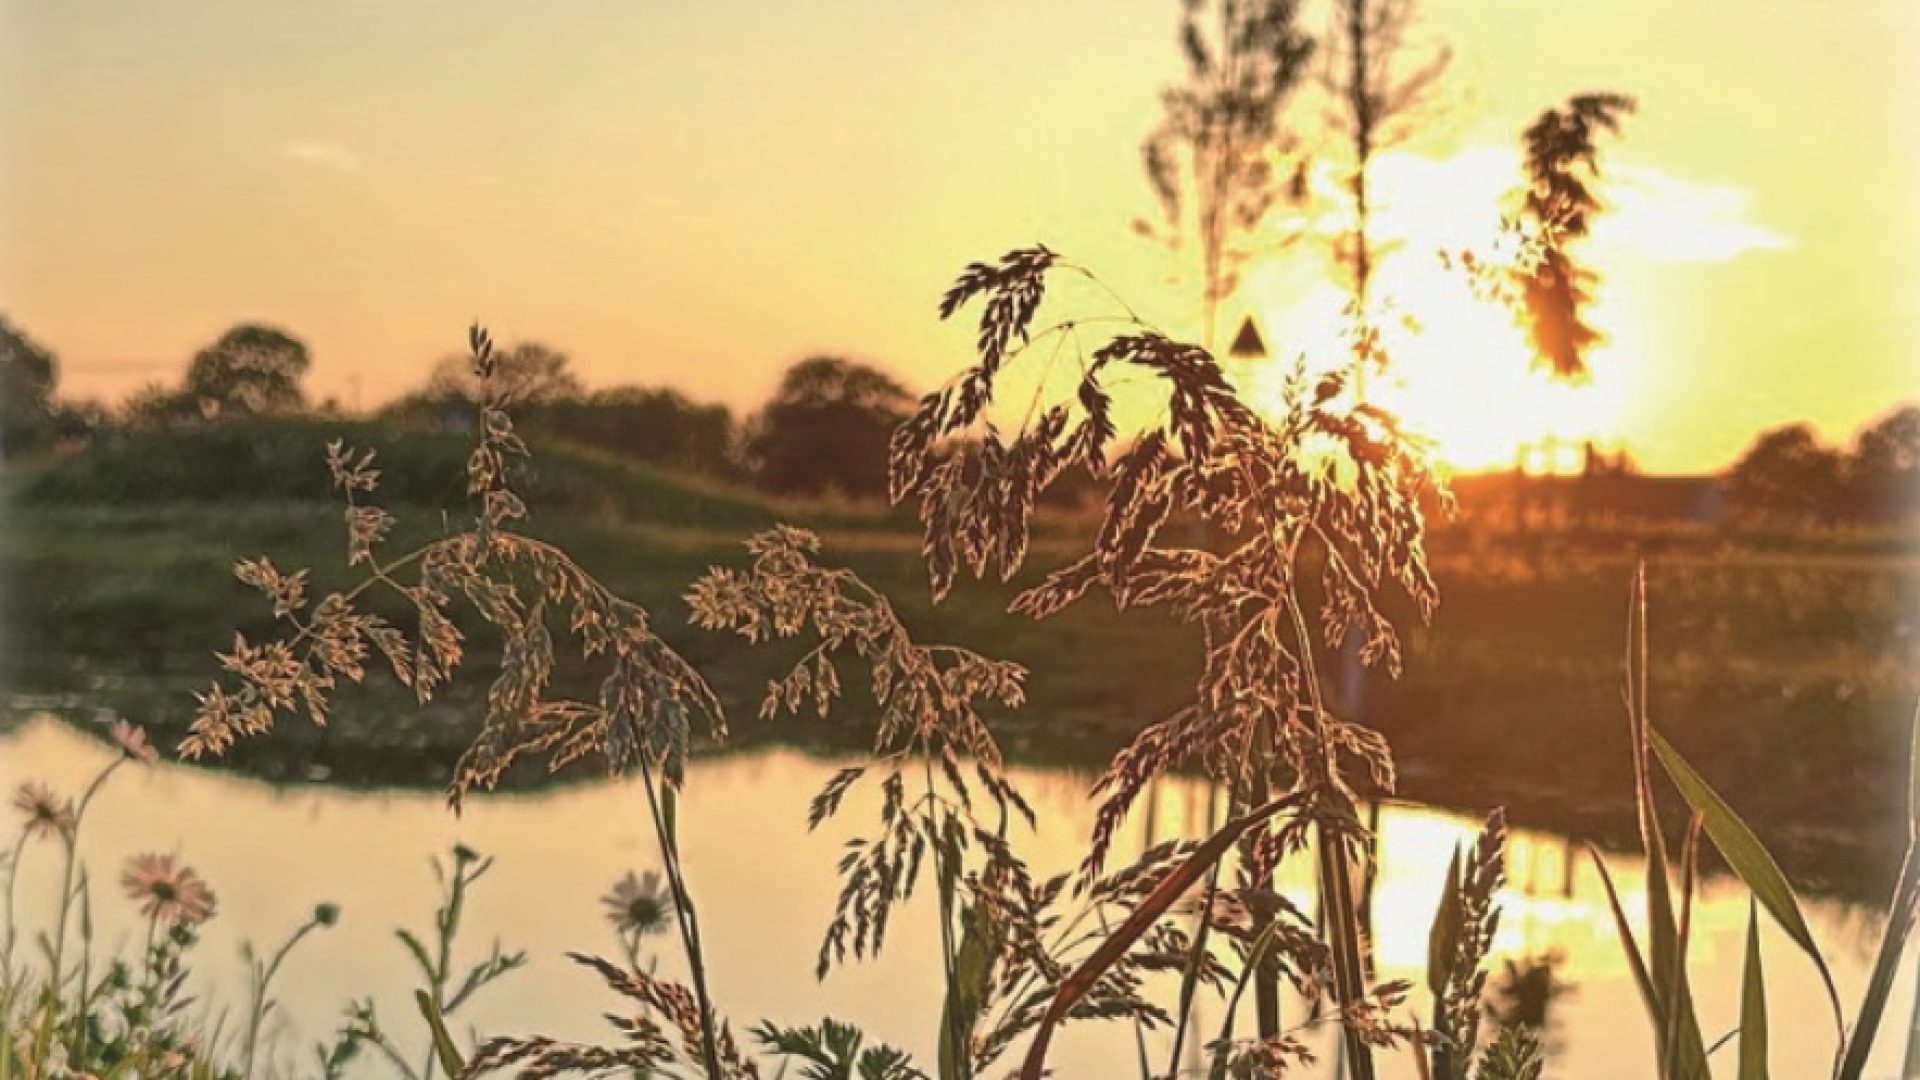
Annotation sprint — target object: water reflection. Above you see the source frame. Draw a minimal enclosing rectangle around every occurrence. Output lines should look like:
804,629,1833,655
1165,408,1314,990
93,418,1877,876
0,718,1908,1078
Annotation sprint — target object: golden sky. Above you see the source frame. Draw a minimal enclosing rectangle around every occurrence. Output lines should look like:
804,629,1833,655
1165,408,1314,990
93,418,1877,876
3,0,1916,473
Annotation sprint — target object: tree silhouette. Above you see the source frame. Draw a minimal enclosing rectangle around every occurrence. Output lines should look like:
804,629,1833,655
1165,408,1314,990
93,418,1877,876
383,347,740,477
421,341,582,406
1850,404,1920,521
540,388,738,477
119,382,204,429
1512,93,1635,379
184,323,312,417
1318,0,1450,347
1139,0,1315,350
0,315,59,457
748,357,913,498
1727,423,1846,525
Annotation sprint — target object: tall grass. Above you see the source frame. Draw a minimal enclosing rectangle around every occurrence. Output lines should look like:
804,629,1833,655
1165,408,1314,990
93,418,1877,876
1589,564,1920,1079
68,249,1909,1080
0,721,339,1080
163,236,1549,1079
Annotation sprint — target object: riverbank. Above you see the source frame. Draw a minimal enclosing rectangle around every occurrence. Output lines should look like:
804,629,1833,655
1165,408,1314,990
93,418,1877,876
7,492,1916,896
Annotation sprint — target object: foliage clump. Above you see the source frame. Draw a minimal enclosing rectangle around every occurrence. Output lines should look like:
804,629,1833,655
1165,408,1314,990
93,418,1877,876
180,326,724,805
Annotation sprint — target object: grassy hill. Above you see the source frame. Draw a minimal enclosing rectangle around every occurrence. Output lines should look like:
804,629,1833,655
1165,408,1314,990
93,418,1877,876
13,419,803,531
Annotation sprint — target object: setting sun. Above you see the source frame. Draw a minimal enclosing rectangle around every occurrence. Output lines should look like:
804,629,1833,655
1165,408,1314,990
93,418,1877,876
1228,149,1645,473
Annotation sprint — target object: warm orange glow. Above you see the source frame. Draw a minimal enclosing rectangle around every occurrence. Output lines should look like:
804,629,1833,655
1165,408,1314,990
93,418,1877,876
4,0,1910,472
1234,150,1641,474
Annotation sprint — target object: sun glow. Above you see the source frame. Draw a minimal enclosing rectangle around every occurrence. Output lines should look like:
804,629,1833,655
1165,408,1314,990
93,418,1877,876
1230,151,1637,474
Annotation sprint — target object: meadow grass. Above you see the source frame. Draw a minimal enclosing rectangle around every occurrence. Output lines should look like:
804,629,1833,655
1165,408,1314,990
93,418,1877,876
7,482,1913,893
3,294,1918,1079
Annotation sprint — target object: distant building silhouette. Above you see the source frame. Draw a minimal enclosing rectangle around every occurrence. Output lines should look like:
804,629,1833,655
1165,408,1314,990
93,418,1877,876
1228,315,1268,360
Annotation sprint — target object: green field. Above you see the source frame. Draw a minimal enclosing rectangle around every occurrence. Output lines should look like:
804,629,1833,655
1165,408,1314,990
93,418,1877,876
5,422,1916,894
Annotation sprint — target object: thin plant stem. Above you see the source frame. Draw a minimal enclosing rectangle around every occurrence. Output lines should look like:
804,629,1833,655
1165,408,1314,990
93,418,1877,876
1283,581,1376,1080
0,832,28,980
1165,788,1225,1077
637,764,724,1080
141,911,159,983
1211,920,1284,1074
49,758,122,1008
925,756,964,1079
242,915,324,1080
1095,902,1155,1080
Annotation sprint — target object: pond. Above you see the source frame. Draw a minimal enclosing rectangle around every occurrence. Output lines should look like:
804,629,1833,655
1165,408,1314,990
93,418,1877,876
2,717,1911,1078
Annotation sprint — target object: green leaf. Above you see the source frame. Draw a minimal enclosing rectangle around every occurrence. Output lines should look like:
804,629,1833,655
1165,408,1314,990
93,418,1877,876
1908,697,1920,834
1016,790,1306,1080
1210,920,1286,1080
1471,1026,1544,1080
661,784,680,859
939,900,998,1080
1634,746,1708,1080
1739,901,1768,1080
1838,701,1920,1080
1590,839,1708,1080
396,928,435,983
1659,828,1703,1080
1426,851,1462,997
1650,728,1841,1037
1588,846,1659,1038
415,990,465,1079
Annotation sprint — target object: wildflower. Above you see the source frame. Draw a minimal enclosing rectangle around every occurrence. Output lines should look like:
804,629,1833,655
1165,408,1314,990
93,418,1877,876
12,782,75,840
313,902,341,927
108,719,159,765
120,854,218,926
600,870,675,937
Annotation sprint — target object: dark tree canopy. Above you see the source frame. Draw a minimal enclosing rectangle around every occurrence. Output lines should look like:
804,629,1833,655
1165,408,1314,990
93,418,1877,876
1727,423,1846,524
120,382,205,429
1141,0,1315,348
1320,0,1450,313
1513,92,1635,380
536,388,737,476
184,323,312,417
421,341,582,406
0,315,59,456
1851,404,1920,521
749,357,914,498
380,344,739,477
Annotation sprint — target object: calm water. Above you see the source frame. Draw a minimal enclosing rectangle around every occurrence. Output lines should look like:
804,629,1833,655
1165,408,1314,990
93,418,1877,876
2,717,1913,1078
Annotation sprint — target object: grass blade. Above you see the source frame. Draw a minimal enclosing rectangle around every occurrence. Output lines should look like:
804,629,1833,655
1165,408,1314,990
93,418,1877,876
1663,817,1703,1080
1587,845,1660,1039
1626,568,1710,1080
1650,728,1842,1038
1016,791,1305,1080
1837,699,1920,1080
1627,568,1673,1012
939,898,995,1080
1208,920,1283,1080
415,989,466,1080
1838,848,1920,1080
1739,900,1769,1080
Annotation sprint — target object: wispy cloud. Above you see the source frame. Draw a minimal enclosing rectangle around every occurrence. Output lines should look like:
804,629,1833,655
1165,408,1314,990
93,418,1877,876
280,141,363,174
1597,166,1792,263
1359,150,1793,266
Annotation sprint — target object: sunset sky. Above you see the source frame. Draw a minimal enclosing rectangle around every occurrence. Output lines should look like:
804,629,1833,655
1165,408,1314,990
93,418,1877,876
3,0,1916,473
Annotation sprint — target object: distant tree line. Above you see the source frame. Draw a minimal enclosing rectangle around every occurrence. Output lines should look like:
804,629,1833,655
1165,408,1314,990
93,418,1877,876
1726,409,1920,526
9,310,1914,524
0,314,916,500
0,317,106,458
